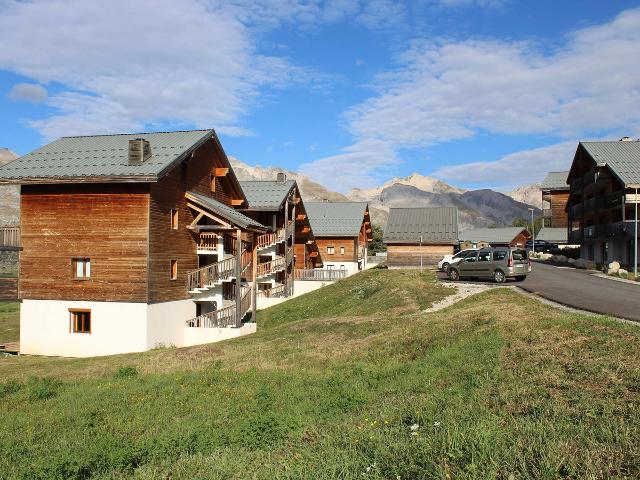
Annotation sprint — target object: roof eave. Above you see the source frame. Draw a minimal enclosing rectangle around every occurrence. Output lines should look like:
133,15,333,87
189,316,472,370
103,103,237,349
0,175,158,185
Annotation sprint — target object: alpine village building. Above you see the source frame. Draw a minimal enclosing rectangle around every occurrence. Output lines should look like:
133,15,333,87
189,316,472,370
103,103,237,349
537,171,571,247
566,139,640,267
384,207,459,267
0,129,329,357
304,201,372,277
459,227,531,249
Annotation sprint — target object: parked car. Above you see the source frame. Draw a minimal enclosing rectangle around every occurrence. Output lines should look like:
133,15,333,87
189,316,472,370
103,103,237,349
524,239,557,253
447,247,531,283
438,248,479,271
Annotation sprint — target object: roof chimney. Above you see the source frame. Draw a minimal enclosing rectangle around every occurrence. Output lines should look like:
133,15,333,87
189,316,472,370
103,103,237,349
620,136,633,142
128,138,152,165
276,172,286,183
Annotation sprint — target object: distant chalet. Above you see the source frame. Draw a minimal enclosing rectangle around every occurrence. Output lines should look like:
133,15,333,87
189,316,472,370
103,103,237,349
384,207,459,266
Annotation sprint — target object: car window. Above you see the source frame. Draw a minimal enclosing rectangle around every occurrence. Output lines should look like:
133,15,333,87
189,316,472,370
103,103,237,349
493,250,507,261
512,249,528,260
464,254,477,262
478,251,491,262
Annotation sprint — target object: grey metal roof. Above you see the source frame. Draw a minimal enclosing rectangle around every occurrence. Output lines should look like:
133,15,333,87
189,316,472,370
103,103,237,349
239,180,296,210
384,207,458,244
541,171,569,190
186,191,267,231
536,227,568,244
581,141,640,187
305,201,368,237
0,129,216,183
459,227,529,244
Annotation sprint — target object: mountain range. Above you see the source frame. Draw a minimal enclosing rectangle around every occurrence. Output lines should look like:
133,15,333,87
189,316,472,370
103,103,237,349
230,158,541,230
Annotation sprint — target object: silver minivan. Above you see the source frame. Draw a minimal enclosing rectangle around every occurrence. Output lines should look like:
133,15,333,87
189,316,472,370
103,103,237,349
447,247,531,283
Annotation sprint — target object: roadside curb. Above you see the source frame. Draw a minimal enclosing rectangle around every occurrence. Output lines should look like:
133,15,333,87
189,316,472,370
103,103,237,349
591,272,640,286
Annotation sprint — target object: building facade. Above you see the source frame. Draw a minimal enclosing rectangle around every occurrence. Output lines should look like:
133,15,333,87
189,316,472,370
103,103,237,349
0,130,278,357
566,140,640,267
384,207,459,267
459,227,531,249
304,202,372,277
541,171,570,228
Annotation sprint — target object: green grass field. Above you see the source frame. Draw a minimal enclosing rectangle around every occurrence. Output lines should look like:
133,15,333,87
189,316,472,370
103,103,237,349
0,269,639,479
0,301,19,343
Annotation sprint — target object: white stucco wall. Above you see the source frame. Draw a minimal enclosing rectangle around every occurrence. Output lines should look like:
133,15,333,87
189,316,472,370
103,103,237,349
20,299,148,357
147,299,195,349
183,322,257,347
321,261,360,276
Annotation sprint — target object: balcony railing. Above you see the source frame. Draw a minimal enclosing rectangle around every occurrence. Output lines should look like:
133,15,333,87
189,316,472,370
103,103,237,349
187,257,237,291
257,283,286,298
295,268,348,281
0,226,20,249
198,232,218,251
186,286,252,328
257,256,286,277
582,221,640,240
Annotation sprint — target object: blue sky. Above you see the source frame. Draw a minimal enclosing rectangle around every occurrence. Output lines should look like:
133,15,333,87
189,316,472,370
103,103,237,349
1,0,640,193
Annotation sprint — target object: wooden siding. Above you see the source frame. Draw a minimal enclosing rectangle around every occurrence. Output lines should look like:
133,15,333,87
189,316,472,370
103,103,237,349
20,184,150,302
387,244,454,266
148,141,235,303
0,278,18,300
316,237,358,262
549,192,569,228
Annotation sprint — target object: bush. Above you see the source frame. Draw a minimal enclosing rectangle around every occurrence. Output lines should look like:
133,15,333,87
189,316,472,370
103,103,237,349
114,366,138,379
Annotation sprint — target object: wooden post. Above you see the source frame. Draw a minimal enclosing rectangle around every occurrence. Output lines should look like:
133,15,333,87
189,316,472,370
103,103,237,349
290,203,296,296
235,227,242,327
251,232,258,323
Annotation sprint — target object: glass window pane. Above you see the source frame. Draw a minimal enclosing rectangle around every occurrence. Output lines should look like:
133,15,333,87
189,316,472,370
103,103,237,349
75,260,84,278
84,260,90,277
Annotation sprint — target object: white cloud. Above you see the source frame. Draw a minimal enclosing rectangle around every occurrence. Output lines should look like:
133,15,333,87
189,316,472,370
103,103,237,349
311,7,640,191
7,83,48,103
356,0,408,30
0,0,342,140
431,141,577,189
299,139,401,192
436,0,505,7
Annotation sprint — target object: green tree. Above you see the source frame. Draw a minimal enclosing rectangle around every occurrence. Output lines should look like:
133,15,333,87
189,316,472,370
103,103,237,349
368,224,387,254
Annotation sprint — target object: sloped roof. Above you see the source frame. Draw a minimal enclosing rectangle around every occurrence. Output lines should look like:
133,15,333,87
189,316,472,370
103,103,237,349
459,227,529,244
239,180,296,210
580,141,640,187
384,207,458,244
536,227,568,244
186,191,267,232
541,171,569,190
305,202,368,237
0,129,218,184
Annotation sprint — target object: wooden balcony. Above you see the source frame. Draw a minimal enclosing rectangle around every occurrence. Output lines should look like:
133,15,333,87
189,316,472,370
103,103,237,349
198,232,218,251
0,226,20,251
295,268,347,281
256,256,286,277
256,226,286,250
582,221,640,240
187,257,237,291
186,287,252,328
257,283,286,298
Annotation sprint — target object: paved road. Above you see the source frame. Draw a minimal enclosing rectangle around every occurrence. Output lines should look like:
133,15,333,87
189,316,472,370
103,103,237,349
438,261,640,322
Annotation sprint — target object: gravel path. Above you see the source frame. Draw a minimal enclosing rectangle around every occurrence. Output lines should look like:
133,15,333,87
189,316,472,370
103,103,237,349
423,282,492,313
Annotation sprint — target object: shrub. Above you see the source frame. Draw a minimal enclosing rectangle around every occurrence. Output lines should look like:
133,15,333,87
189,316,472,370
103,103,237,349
114,366,138,379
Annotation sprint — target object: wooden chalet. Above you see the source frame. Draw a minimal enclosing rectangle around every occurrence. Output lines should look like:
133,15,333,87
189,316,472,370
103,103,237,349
384,207,459,266
238,176,322,299
303,201,371,278
541,171,570,228
0,129,277,357
459,227,531,249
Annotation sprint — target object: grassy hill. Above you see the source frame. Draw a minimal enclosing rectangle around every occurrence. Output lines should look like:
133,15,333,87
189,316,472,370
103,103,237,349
0,269,639,479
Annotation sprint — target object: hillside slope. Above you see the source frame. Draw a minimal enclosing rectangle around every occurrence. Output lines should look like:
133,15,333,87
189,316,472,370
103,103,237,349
0,269,638,479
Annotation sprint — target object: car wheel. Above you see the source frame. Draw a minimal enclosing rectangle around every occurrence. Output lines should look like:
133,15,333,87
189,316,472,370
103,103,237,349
514,275,526,282
448,268,460,281
441,262,449,271
494,270,506,284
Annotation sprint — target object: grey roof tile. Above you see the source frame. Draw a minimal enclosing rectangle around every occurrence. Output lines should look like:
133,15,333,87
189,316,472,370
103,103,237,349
541,171,569,190
384,207,458,244
305,202,368,237
0,129,216,183
186,191,267,231
239,180,296,210
581,141,640,186
459,227,528,244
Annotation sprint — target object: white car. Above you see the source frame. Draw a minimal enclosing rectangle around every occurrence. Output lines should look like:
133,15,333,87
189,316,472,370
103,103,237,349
438,249,479,271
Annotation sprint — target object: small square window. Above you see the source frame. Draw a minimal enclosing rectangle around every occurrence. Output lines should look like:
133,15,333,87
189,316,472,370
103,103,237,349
72,258,90,279
170,259,178,280
70,309,91,334
327,246,335,254
340,246,345,255
171,209,179,230
327,265,335,270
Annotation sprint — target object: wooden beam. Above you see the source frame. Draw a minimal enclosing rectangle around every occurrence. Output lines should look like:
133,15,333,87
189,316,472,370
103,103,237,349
235,227,242,328
251,233,257,322
296,213,306,221
187,202,232,228
214,167,229,177
187,212,204,230
231,199,244,206
309,251,318,258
